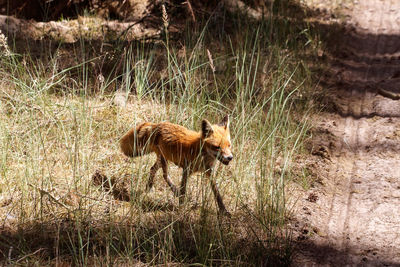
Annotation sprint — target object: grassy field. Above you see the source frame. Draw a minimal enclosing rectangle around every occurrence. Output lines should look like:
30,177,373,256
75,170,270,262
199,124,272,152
0,1,323,265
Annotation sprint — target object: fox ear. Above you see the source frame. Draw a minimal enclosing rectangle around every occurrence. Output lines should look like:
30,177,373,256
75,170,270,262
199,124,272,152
219,114,230,129
201,119,214,137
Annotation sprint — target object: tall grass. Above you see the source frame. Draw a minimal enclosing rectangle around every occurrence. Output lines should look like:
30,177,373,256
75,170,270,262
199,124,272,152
0,2,317,265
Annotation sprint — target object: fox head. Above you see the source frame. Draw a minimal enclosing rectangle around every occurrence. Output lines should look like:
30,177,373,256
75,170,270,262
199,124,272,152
201,115,233,165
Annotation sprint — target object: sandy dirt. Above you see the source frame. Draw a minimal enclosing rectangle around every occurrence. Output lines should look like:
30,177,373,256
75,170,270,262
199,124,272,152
293,0,400,266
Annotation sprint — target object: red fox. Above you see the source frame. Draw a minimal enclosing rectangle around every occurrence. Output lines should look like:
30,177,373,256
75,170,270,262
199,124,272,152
120,115,233,215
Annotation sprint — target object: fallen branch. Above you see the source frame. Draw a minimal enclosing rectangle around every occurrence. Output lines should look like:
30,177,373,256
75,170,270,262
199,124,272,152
223,0,266,20
0,15,161,43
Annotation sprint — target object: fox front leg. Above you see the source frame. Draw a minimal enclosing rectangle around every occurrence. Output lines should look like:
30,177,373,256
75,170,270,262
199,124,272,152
206,169,230,217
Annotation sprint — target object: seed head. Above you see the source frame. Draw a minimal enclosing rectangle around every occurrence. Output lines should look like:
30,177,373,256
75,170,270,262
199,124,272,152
207,49,215,73
162,4,169,29
0,30,11,56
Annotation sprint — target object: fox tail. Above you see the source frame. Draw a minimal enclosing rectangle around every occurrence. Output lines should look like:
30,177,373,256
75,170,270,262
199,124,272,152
120,122,157,157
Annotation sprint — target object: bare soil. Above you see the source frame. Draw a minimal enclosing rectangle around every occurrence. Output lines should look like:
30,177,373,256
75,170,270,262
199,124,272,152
293,0,400,266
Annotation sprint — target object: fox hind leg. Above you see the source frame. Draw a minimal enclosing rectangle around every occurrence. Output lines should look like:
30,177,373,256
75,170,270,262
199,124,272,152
146,157,161,191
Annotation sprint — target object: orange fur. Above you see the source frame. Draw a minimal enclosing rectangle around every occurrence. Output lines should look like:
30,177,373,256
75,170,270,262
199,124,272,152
120,116,233,215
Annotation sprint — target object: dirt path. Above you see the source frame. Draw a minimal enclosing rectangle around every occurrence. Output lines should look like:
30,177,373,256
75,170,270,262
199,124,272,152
294,1,400,266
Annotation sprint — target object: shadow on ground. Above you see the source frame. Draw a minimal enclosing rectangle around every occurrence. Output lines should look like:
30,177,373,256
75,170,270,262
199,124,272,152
317,24,400,118
293,239,399,266
0,209,290,266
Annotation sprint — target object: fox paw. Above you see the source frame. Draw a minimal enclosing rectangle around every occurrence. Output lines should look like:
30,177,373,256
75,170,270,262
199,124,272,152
218,209,231,218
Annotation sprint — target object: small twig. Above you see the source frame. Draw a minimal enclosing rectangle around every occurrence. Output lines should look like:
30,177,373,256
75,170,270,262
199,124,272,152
8,246,12,263
377,86,400,100
15,248,45,263
116,16,150,40
28,183,70,210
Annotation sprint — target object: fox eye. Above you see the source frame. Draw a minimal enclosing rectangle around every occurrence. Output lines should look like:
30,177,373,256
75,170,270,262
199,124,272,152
212,145,221,150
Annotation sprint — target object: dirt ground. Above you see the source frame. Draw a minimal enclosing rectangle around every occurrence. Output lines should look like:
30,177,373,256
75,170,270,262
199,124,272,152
293,0,400,266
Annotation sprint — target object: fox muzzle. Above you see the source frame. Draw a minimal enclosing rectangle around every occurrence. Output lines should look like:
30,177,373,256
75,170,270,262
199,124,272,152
219,154,233,165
